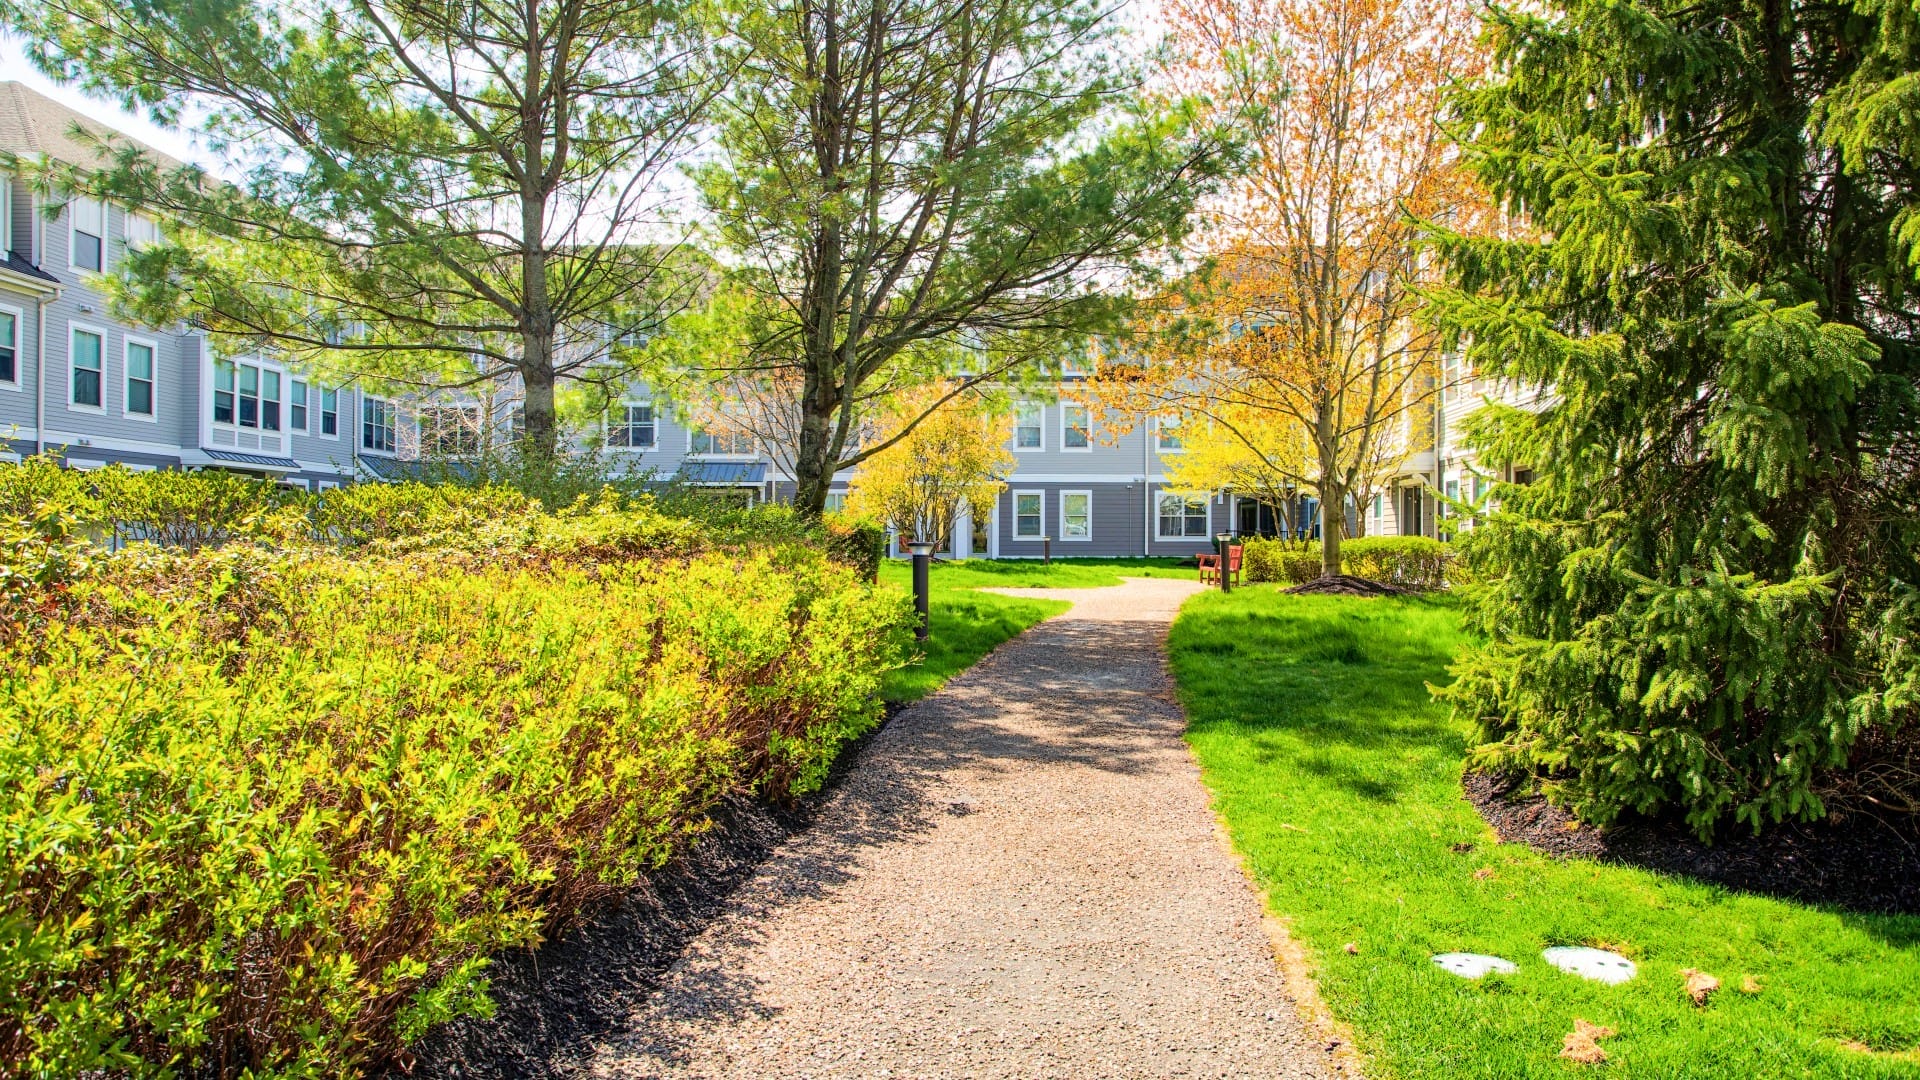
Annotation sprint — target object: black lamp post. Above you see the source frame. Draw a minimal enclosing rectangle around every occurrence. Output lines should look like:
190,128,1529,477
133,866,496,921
908,540,934,641
1214,531,1234,593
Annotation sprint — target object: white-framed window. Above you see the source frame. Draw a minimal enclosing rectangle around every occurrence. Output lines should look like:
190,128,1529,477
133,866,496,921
123,336,157,419
125,212,160,251
607,401,656,448
1154,413,1185,452
822,492,847,513
1156,491,1210,539
1013,402,1043,450
362,396,396,453
1013,490,1044,539
690,426,754,456
1059,489,1092,540
69,197,106,273
69,323,106,410
0,304,19,387
319,387,339,437
0,175,11,255
289,379,309,432
419,404,481,457
213,357,283,431
1371,492,1386,533
1061,404,1092,451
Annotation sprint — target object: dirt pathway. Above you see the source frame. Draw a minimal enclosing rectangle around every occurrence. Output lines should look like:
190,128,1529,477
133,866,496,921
586,577,1339,1079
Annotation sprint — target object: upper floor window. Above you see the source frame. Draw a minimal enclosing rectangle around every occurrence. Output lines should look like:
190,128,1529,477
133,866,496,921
362,396,396,453
419,405,481,457
289,379,309,432
690,426,754,456
1154,413,1185,452
319,387,339,436
608,402,656,448
0,308,17,385
70,327,104,408
213,358,282,431
1013,403,1043,450
1061,404,1092,450
125,213,160,251
0,177,12,255
69,198,106,273
124,339,156,417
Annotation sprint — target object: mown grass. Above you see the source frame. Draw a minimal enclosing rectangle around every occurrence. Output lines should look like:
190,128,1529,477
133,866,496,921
1169,588,1920,1079
875,557,1191,702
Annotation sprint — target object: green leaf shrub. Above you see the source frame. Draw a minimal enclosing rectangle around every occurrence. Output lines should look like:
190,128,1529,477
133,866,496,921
0,468,914,1077
1339,537,1460,590
1242,537,1315,583
823,514,887,583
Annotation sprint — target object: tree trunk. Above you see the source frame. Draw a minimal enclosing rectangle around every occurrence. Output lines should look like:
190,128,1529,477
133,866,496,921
1319,475,1344,576
520,359,559,457
792,365,840,516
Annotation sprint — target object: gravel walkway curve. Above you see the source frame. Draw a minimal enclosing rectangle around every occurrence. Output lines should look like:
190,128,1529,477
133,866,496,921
587,577,1340,1079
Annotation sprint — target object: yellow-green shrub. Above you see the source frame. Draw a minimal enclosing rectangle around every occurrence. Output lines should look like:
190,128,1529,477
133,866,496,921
0,544,911,1078
1241,537,1321,584
1340,536,1459,589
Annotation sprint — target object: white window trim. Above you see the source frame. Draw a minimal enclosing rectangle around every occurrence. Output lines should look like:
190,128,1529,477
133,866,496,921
205,353,291,442
287,377,310,435
0,175,11,256
688,426,756,458
1059,404,1093,453
121,334,160,422
1012,488,1045,539
68,196,107,275
1154,488,1212,540
1153,415,1186,454
1012,402,1044,452
0,301,23,390
318,385,342,440
68,321,110,414
1058,488,1093,542
606,399,657,450
360,394,398,456
417,404,482,457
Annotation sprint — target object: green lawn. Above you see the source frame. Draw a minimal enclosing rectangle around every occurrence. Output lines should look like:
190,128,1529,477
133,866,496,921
1169,588,1920,1078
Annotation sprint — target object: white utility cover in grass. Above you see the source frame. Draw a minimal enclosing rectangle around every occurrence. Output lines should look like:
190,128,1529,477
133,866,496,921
1431,953,1518,979
1542,946,1636,985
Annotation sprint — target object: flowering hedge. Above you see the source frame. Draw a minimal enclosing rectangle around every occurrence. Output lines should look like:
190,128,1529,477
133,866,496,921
0,471,912,1077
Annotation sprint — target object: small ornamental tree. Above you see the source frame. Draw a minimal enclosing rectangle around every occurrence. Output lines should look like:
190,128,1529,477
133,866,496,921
846,385,1015,550
1158,405,1312,536
1435,0,1920,837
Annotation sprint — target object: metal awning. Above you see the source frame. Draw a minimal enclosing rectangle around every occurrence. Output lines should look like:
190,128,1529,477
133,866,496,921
676,460,767,485
199,448,301,472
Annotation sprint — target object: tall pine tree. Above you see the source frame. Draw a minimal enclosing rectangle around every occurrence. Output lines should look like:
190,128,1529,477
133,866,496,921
1437,0,1920,836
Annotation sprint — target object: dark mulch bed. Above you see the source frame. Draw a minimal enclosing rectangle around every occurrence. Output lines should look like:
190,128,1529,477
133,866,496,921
392,702,906,1079
1464,772,1920,917
1283,574,1417,597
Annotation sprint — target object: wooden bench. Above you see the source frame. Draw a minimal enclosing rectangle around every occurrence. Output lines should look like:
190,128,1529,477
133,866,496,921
1196,544,1243,586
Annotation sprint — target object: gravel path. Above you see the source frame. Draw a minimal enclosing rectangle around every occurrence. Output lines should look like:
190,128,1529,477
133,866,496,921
586,577,1341,1079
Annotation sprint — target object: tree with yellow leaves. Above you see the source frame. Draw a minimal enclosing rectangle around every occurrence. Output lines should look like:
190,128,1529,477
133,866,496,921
1159,405,1313,536
1090,0,1485,575
846,384,1016,550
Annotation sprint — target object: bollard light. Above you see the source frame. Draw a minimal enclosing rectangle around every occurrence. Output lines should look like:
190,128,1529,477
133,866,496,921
1215,532,1234,594
907,540,935,641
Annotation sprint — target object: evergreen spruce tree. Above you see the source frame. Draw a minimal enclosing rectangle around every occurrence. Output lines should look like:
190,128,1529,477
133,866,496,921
1436,0,1920,836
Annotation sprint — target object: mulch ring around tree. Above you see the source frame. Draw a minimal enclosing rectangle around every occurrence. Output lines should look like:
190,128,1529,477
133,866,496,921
1283,574,1418,597
1464,772,1920,917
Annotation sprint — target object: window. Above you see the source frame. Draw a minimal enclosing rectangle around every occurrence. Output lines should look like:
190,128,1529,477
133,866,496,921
690,426,754,455
69,198,105,272
1061,405,1091,450
362,396,396,452
0,176,11,255
0,308,17,386
822,492,847,513
319,387,339,436
70,327,103,408
1013,491,1043,539
124,339,156,417
1371,492,1386,532
125,213,160,251
608,402,655,448
1060,490,1092,540
1157,492,1209,538
214,359,283,431
1013,403,1043,450
289,379,309,432
420,405,481,457
1154,413,1185,452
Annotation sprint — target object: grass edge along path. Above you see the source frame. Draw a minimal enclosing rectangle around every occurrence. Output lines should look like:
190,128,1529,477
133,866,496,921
1169,588,1920,1079
877,557,1189,702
